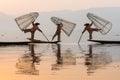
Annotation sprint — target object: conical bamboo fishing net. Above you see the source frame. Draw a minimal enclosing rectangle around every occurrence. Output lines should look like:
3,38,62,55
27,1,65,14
87,13,112,35
15,12,39,31
51,16,76,36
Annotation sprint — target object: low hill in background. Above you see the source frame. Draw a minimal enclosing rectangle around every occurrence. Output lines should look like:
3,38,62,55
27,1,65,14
0,7,120,42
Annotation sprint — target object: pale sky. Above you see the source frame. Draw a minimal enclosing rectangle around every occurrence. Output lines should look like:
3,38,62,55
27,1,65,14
0,0,120,14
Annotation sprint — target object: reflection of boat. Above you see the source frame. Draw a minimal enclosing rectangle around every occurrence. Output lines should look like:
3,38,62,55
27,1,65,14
62,49,76,65
88,39,120,44
51,44,62,70
16,55,39,75
16,44,40,75
51,44,76,70
85,45,112,75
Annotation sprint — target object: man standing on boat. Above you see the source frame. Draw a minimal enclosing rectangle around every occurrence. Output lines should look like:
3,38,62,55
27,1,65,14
82,22,101,40
23,21,43,42
51,23,63,42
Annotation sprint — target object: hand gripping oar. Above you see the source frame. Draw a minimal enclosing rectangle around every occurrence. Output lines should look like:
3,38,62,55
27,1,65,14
41,32,49,41
78,33,83,43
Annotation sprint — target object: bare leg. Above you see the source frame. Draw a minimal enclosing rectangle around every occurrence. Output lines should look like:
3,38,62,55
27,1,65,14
57,33,61,42
23,29,31,33
31,32,35,42
89,33,92,40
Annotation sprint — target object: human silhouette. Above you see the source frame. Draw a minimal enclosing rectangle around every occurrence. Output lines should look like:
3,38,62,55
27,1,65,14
23,21,43,42
51,23,63,42
82,22,101,39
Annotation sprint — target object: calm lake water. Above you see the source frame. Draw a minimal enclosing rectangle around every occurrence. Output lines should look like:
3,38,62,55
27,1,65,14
0,43,120,80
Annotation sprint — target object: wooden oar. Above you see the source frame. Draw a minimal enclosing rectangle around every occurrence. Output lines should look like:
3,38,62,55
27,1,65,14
41,32,49,41
78,33,83,43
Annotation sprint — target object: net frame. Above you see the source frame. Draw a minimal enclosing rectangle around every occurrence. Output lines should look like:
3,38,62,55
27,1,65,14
87,13,112,35
15,12,39,31
51,16,76,36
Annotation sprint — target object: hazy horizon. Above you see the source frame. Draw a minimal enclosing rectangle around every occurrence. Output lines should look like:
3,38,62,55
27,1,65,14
0,7,120,42
1,0,120,15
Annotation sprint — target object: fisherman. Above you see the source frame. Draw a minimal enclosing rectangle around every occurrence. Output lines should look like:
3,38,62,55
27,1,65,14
23,21,43,42
82,22,101,40
51,23,63,42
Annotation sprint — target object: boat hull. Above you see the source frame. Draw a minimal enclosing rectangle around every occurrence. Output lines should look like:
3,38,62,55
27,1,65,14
88,39,120,44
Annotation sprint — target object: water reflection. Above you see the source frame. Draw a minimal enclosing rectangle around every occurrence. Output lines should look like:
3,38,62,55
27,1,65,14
16,44,40,75
15,43,113,76
51,44,76,71
51,44,63,70
85,44,112,76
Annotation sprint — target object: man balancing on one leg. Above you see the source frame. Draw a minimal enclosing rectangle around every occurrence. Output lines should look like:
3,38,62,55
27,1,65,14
51,23,63,42
23,21,43,42
82,22,101,40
